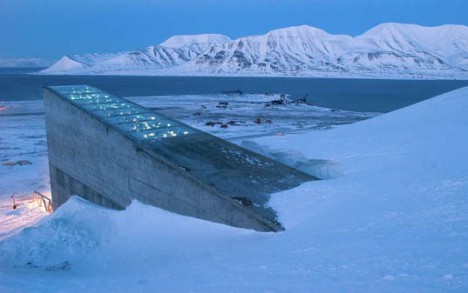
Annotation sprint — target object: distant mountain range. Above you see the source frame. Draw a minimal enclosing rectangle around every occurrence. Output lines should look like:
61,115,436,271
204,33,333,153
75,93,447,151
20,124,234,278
40,23,468,79
0,57,48,67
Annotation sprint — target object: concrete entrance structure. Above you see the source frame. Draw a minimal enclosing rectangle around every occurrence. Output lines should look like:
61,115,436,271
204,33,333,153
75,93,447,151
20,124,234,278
44,85,317,231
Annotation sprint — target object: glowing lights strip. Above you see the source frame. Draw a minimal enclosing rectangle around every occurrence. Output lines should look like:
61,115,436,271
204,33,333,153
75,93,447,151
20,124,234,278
50,85,193,141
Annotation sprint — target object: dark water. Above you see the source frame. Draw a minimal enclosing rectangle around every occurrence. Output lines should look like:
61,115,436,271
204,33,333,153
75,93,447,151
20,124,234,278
1,68,467,113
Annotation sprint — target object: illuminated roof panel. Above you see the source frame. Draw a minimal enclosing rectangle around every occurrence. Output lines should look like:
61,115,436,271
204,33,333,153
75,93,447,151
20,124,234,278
72,94,121,105
48,85,194,141
102,112,157,124
52,85,103,96
128,127,191,141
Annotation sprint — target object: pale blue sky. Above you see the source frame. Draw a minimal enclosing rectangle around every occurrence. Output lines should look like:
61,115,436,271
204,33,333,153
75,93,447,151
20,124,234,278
1,0,466,62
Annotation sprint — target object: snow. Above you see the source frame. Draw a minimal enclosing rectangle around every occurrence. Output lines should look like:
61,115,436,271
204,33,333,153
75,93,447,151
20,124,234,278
0,197,48,241
357,23,468,68
40,56,86,74
160,33,231,49
0,101,49,197
1,87,468,292
126,94,376,140
0,101,50,241
38,23,468,79
40,34,231,75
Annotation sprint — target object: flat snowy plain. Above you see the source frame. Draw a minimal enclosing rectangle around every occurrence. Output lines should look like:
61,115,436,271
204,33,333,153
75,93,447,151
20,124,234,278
0,89,467,292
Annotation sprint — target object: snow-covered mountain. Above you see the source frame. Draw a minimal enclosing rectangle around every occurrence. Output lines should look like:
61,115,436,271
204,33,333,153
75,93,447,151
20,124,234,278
40,23,468,79
40,34,232,75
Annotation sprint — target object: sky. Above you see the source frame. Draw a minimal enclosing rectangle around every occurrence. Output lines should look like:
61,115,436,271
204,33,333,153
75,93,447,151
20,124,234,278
0,0,467,63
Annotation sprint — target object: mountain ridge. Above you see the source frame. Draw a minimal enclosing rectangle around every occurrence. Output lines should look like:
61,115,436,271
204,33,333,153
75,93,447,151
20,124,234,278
39,23,468,79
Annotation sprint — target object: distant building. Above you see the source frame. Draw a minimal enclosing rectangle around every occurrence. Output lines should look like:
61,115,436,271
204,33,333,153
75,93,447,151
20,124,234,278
44,85,316,231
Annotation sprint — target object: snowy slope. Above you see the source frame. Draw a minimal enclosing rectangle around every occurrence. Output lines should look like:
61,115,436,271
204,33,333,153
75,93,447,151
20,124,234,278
189,25,353,74
41,56,88,73
191,23,468,78
348,23,468,77
40,23,468,79
160,33,232,51
40,34,231,75
1,87,467,292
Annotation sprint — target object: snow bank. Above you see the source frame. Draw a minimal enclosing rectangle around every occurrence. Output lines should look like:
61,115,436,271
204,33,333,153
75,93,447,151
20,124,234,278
240,140,343,179
0,197,103,267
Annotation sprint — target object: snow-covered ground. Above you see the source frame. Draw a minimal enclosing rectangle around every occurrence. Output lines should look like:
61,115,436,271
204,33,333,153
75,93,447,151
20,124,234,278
0,101,50,241
1,88,468,292
127,94,376,140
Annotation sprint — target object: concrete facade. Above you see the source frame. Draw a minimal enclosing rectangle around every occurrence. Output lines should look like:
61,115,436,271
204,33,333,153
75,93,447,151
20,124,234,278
44,85,317,231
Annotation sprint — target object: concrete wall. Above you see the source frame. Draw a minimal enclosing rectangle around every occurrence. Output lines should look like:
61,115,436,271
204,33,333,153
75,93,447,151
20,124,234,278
44,89,281,231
